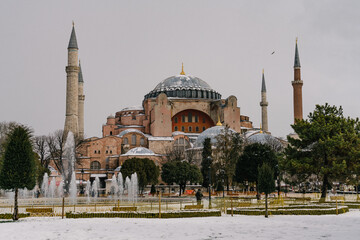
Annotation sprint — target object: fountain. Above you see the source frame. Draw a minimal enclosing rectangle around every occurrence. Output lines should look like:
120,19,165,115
117,172,124,200
91,177,100,200
85,180,91,203
49,178,56,199
41,173,49,198
110,175,119,198
69,172,77,204
124,173,138,203
57,179,64,198
63,131,77,203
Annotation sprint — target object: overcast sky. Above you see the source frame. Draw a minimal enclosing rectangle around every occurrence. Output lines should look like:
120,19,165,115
1,0,360,139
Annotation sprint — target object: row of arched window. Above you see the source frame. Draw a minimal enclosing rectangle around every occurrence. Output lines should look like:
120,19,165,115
123,135,145,146
144,89,221,100
174,126,205,132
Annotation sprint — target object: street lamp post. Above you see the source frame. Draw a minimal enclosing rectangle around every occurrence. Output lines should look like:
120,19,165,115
207,156,212,209
80,168,84,195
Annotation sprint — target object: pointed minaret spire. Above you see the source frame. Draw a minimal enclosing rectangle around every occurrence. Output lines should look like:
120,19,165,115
261,69,266,92
78,60,84,83
260,69,269,132
292,38,303,123
68,21,78,49
294,37,301,68
180,63,186,75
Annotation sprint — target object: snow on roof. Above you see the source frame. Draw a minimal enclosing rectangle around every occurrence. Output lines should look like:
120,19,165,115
122,147,158,156
172,131,186,136
194,126,236,148
146,135,174,141
120,106,144,111
118,129,145,138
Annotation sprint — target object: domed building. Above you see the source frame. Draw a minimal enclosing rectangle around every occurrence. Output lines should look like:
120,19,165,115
76,65,254,186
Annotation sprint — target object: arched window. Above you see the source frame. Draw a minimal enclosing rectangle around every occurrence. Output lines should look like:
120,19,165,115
189,126,192,132
181,126,185,132
196,126,199,132
94,150,97,154
110,150,112,154
110,131,113,135
90,161,101,170
174,117,178,123
106,150,108,154
123,137,128,145
188,112,192,123
174,126,178,131
140,138,145,146
174,137,190,151
131,134,137,146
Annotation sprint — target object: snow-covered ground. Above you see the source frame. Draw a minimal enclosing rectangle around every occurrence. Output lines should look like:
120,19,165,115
1,210,360,240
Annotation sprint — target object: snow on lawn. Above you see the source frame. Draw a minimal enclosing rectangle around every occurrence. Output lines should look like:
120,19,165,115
1,210,360,240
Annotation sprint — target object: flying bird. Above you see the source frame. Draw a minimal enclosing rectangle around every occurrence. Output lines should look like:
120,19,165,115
271,51,275,55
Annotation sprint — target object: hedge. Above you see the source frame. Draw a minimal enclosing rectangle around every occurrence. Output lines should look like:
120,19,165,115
0,213,30,219
228,206,349,215
66,210,221,219
26,208,53,213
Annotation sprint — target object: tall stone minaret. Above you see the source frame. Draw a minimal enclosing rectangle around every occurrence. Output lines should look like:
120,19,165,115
260,69,268,132
78,60,85,140
292,38,303,123
64,23,79,137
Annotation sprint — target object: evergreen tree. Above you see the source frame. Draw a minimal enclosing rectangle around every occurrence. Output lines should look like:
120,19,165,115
258,163,275,218
161,161,202,196
236,143,277,198
120,158,159,193
0,126,36,220
201,138,212,188
284,103,360,200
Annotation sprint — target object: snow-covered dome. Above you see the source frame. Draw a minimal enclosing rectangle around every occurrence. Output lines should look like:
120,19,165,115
122,147,156,156
193,126,237,148
247,132,280,145
144,75,221,100
118,129,145,138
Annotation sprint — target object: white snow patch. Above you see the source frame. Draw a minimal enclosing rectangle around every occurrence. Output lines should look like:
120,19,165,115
1,211,360,239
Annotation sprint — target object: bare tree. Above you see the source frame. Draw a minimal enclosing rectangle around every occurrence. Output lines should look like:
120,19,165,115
213,126,243,191
185,148,197,165
164,146,185,162
46,130,66,175
34,135,49,168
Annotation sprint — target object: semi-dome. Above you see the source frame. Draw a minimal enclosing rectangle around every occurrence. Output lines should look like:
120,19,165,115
122,147,156,156
247,132,281,145
144,75,221,100
118,129,145,138
194,126,237,148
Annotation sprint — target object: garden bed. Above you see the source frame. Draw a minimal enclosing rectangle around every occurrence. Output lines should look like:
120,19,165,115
227,205,349,215
66,210,221,219
0,213,30,219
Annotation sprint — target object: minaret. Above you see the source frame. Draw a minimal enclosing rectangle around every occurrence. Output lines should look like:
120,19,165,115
260,69,268,132
78,60,85,140
64,22,79,137
292,38,303,122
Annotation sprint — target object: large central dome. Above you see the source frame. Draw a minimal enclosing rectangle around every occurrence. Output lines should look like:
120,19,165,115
144,75,221,100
